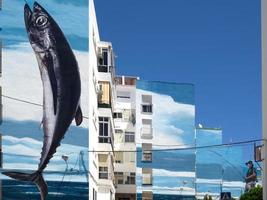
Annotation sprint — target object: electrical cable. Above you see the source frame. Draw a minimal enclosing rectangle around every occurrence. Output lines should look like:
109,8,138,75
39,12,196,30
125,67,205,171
2,94,89,119
87,139,264,153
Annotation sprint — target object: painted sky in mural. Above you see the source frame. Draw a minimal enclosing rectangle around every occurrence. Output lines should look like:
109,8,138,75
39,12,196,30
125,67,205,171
0,0,89,198
136,81,196,196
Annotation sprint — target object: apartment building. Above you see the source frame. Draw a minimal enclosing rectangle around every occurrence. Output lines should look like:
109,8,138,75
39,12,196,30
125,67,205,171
113,76,137,200
90,1,247,199
89,0,116,199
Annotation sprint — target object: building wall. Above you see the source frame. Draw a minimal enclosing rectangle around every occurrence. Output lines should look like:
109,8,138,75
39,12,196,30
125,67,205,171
195,128,245,199
113,78,137,200
135,80,196,198
89,0,116,199
0,0,89,199
195,128,223,199
89,0,101,199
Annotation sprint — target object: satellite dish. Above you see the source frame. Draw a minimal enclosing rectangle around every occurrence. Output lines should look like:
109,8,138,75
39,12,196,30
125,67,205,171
198,124,203,128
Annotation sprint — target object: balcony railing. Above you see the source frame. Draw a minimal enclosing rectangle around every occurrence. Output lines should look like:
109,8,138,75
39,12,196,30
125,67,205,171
97,65,115,79
115,76,137,86
99,171,109,179
99,136,113,145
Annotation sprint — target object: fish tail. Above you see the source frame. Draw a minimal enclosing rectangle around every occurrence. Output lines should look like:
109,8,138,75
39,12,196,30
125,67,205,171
2,171,48,200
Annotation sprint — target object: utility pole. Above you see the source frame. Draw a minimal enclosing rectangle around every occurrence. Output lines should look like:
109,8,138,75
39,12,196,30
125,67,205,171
261,0,267,199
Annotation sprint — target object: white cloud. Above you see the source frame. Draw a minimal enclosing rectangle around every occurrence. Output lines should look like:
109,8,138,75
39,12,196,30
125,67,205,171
136,167,195,178
137,185,195,196
2,43,89,128
136,89,195,146
2,135,88,173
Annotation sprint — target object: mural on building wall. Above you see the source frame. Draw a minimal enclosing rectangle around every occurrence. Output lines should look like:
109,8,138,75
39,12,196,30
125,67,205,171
135,80,196,198
0,0,89,199
135,81,246,199
196,128,245,198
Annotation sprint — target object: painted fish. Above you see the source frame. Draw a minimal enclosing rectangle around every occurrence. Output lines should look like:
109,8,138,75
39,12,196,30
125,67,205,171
2,2,83,199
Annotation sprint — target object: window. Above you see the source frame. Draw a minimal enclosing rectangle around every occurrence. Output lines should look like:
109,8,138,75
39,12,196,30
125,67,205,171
98,81,111,107
117,91,131,99
142,143,152,162
113,112,122,119
98,48,108,72
141,119,153,139
141,95,153,114
115,152,123,163
125,132,135,143
125,172,135,185
142,168,152,185
114,172,124,185
124,152,135,163
115,129,123,133
142,191,153,200
142,105,153,113
99,117,110,143
99,166,108,179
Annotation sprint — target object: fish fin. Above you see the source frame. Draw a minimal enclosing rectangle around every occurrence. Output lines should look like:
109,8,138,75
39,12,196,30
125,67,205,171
44,53,58,115
2,171,48,200
75,105,83,126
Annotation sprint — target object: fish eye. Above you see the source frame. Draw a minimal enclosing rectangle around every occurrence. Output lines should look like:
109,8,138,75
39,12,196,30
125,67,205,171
35,15,48,27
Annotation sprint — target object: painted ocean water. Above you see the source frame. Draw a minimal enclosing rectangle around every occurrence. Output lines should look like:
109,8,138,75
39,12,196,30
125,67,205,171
137,193,195,200
2,180,88,200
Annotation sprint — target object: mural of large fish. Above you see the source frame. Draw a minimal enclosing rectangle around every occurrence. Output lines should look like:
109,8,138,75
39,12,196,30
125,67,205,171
2,2,83,199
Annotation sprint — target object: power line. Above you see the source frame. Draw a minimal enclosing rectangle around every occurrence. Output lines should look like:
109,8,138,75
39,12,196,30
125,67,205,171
2,94,89,119
88,138,265,153
1,95,266,152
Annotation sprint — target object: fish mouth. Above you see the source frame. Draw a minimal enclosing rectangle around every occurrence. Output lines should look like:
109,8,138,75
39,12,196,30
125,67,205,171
24,3,32,30
33,1,44,12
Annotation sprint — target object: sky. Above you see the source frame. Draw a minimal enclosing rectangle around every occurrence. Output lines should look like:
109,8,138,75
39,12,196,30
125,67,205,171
94,0,262,144
0,0,89,182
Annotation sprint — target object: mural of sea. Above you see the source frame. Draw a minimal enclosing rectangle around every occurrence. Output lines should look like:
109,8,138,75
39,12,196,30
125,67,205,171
0,0,89,199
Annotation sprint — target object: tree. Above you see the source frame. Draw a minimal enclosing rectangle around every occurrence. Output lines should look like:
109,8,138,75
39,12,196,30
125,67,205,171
240,185,263,200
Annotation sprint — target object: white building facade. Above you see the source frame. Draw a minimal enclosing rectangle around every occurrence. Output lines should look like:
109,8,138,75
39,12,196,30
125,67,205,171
89,0,116,199
113,76,137,200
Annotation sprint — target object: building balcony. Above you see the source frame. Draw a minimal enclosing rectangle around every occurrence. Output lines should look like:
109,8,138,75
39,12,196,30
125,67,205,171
113,109,136,125
115,172,136,187
140,127,153,140
115,76,137,86
98,136,114,150
98,102,112,109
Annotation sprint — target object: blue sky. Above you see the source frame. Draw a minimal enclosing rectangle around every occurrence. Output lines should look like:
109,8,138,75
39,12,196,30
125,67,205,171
94,0,262,144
